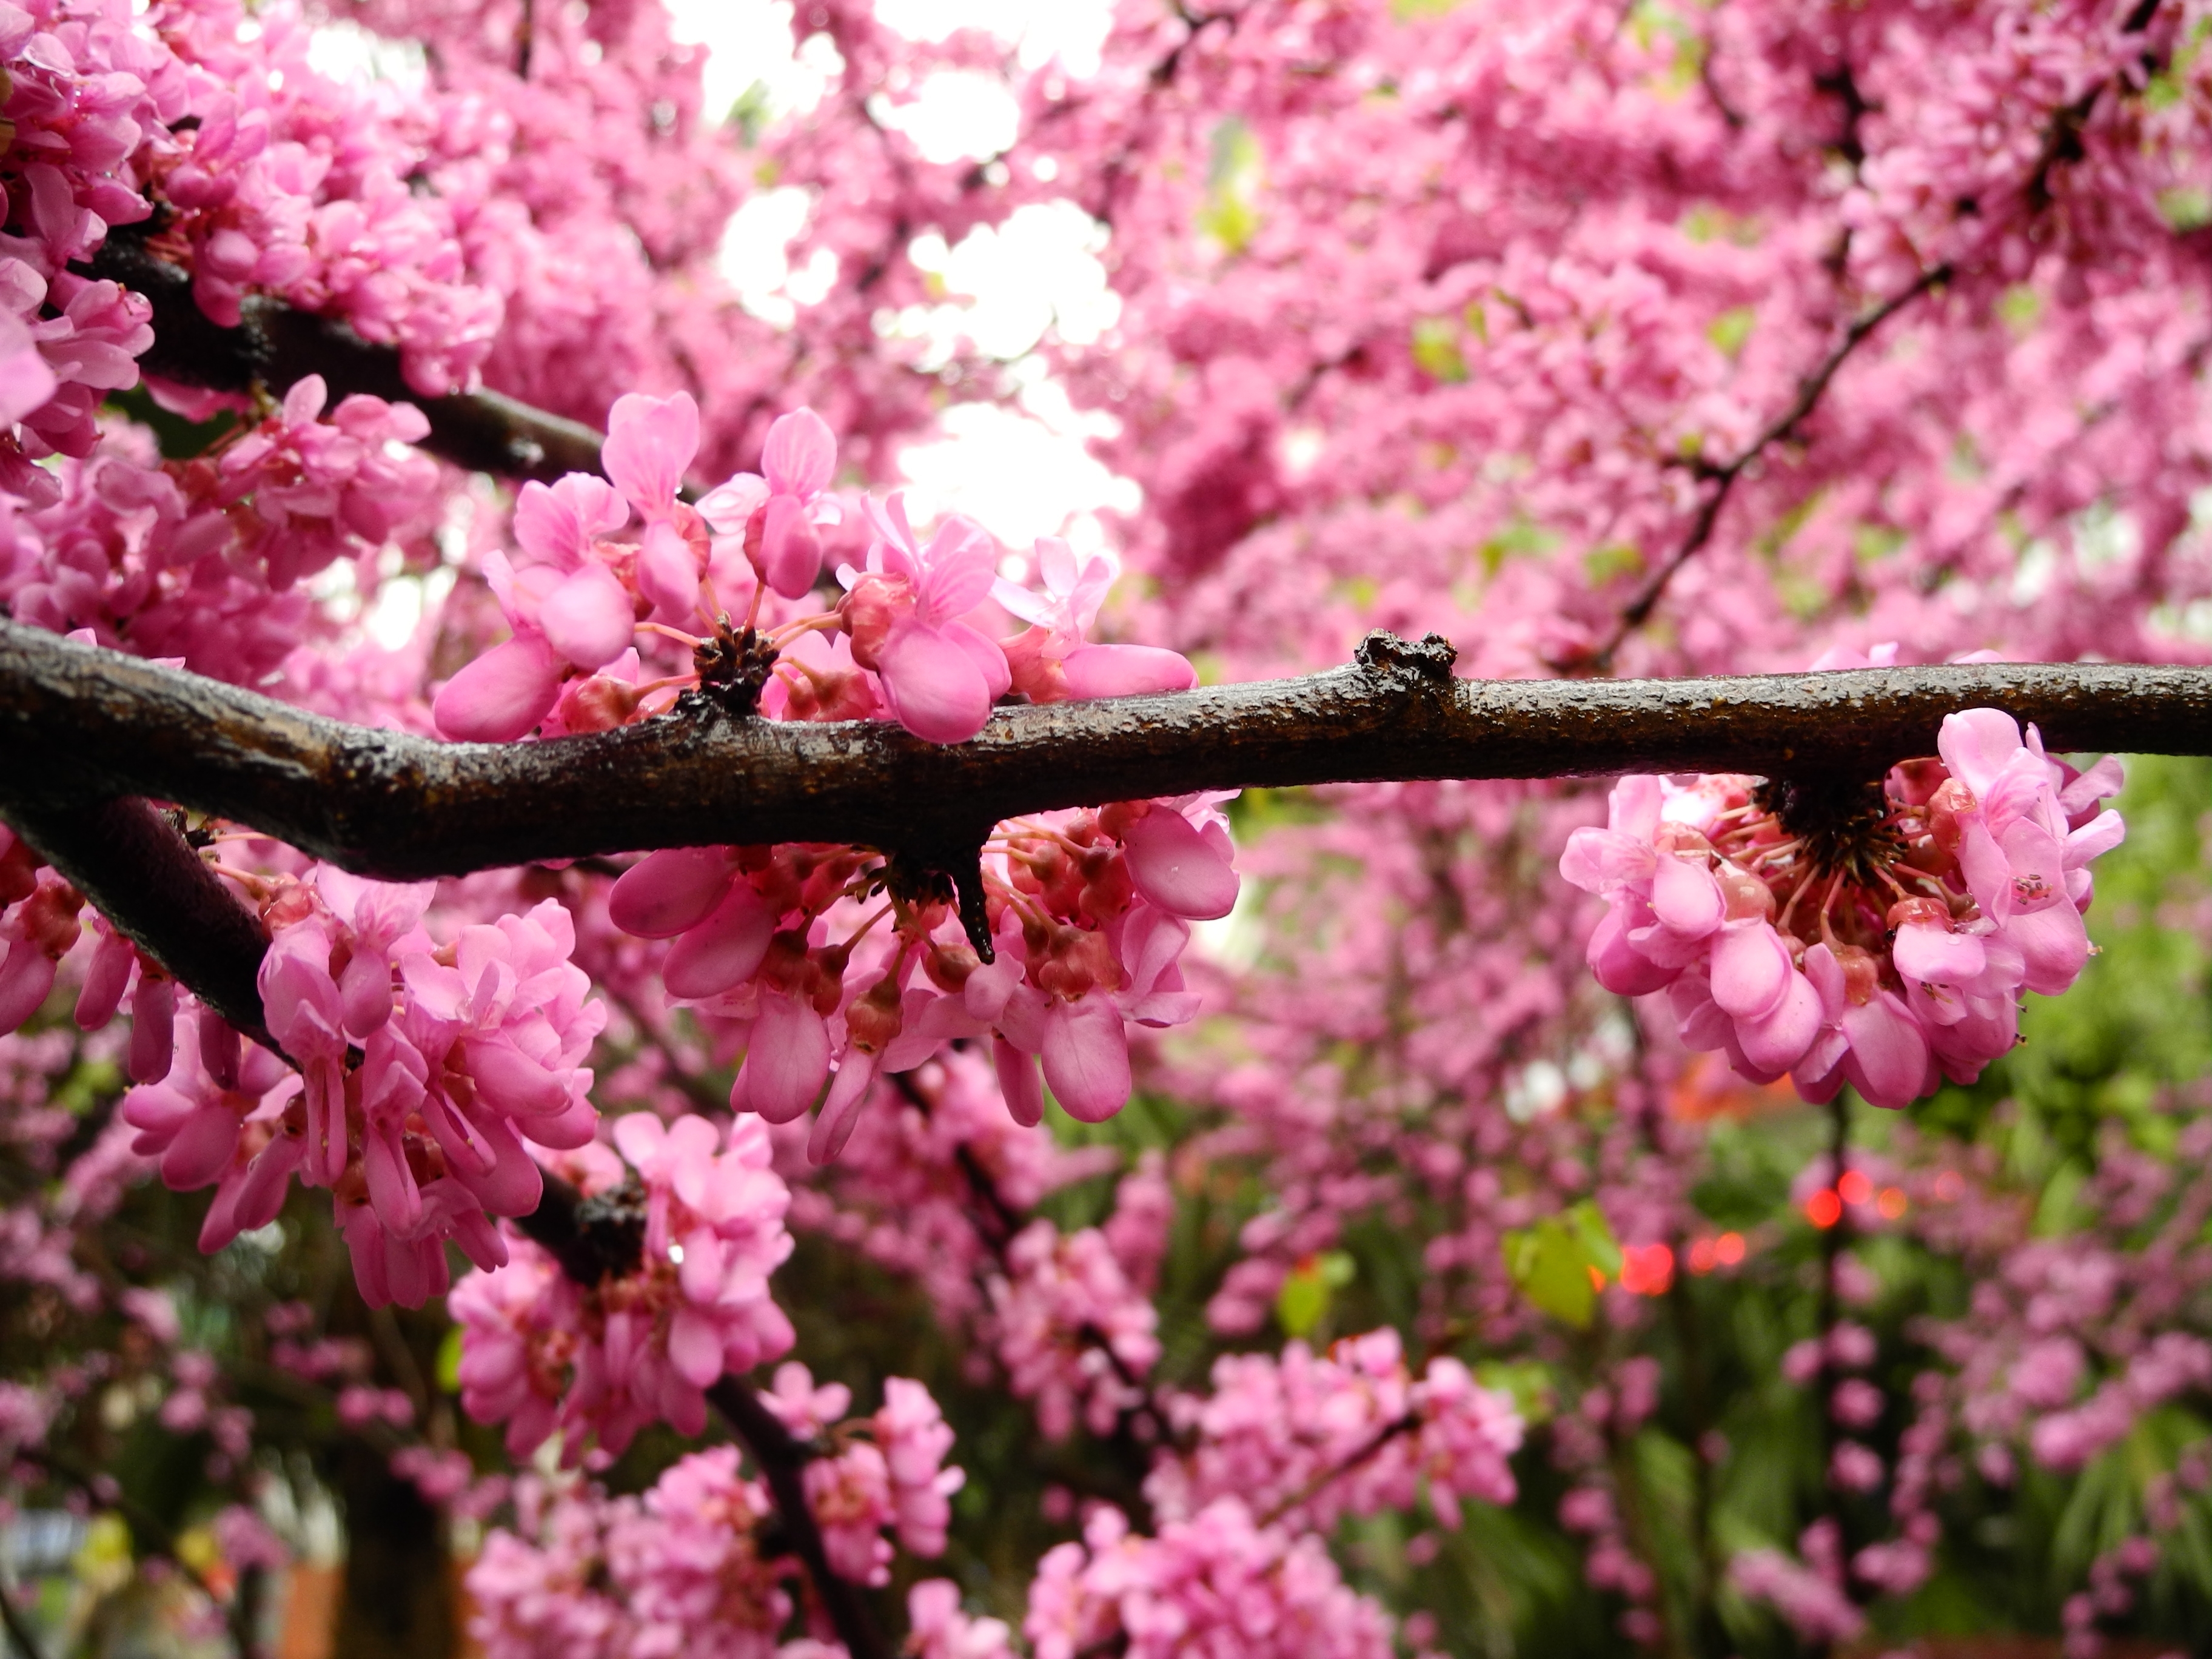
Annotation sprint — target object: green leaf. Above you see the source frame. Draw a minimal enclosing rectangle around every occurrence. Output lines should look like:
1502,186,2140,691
1502,1218,1598,1329
1707,304,1757,360
1564,1201,1623,1278
1412,317,1469,383
1276,1250,1356,1337
436,1324,465,1394
1198,119,1263,253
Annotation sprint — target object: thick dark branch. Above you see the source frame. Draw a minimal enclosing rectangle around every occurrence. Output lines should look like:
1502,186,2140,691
85,232,605,483
0,794,276,1051
4,623,2208,887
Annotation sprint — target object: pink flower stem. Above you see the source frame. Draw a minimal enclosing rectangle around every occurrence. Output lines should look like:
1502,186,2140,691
763,613,842,649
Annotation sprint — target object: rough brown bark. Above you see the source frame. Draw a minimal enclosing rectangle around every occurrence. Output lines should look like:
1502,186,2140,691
6,623,2208,890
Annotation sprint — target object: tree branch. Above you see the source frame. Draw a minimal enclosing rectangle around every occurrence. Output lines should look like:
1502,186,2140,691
0,794,277,1052
84,231,605,484
704,1376,890,1659
1586,261,1950,671
4,623,2207,893
506,1190,890,1659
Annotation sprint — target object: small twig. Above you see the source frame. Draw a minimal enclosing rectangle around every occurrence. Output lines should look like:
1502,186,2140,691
1255,1412,1419,1528
1586,263,1949,671
706,1376,891,1659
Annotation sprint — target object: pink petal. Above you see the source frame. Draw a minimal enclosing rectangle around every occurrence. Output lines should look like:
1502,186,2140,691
433,634,564,742
948,618,1012,702
2003,902,2090,996
1587,897,1677,996
808,1051,877,1164
128,976,176,1083
1061,643,1198,699
1840,993,1931,1109
0,320,58,424
1738,970,1821,1074
1651,855,1723,937
2059,757,2125,816
362,1119,422,1232
762,406,835,499
916,525,997,619
635,519,700,620
761,494,823,598
514,475,622,569
1122,808,1239,920
1609,776,1665,840
1958,819,2013,923
339,950,394,1038
611,1110,668,1171
877,622,994,745
463,1036,569,1117
602,391,699,512
993,1035,1044,1127
695,473,768,535
661,884,776,999
1996,818,2067,913
666,1306,726,1388
1892,922,1985,987
611,848,737,939
0,942,57,1035
2063,809,2125,868
75,928,133,1030
1709,920,1791,1019
539,560,635,670
159,1105,240,1191
1041,996,1131,1123
737,994,830,1123
1560,828,1656,895
517,1092,598,1151
1937,709,2023,797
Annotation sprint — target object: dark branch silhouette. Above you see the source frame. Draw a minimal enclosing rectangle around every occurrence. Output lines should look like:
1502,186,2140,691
84,230,606,484
506,1181,893,1659
7,623,2209,894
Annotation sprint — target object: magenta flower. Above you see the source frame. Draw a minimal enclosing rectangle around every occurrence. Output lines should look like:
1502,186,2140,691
1562,701,2124,1110
996,536,1198,704
838,492,1010,744
697,405,841,601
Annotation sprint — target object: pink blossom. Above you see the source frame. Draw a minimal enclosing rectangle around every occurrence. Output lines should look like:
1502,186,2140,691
1562,703,2123,1109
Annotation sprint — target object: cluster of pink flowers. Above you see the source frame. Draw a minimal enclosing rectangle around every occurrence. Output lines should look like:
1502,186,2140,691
118,866,600,1305
1563,693,2125,1108
759,1362,965,1586
1,394,439,685
1024,1500,1398,1659
605,790,1233,1158
783,1047,1122,1321
1728,1520,1866,1647
468,1370,963,1659
433,394,1198,749
986,1219,1161,1441
468,1455,785,1659
1147,1327,1523,1533
421,395,1236,1155
452,1112,794,1460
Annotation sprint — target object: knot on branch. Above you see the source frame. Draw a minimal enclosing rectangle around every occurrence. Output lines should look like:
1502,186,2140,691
686,619,782,717
888,841,996,963
518,1171,646,1285
1355,629,1458,688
